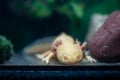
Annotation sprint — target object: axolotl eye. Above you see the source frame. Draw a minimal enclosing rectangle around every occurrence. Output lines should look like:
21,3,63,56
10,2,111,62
77,55,80,59
64,56,68,60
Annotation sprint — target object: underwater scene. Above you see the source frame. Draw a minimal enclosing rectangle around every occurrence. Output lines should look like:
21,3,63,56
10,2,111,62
1,0,120,66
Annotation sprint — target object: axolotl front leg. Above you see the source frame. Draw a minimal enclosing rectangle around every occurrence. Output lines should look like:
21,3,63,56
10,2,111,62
35,50,54,64
80,41,96,63
36,40,61,64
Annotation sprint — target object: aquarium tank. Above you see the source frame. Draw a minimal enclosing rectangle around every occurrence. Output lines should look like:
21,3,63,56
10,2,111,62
0,0,120,66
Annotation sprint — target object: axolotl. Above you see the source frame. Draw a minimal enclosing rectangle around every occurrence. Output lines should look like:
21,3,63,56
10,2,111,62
34,33,96,65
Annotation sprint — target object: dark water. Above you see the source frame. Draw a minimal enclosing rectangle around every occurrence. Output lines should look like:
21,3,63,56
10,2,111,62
0,0,70,52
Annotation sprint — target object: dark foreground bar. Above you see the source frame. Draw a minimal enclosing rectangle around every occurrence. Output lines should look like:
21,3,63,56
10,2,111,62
0,65,120,71
0,65,120,79
0,70,120,79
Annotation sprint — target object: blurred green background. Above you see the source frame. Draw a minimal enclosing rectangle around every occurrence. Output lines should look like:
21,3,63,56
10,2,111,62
0,0,120,52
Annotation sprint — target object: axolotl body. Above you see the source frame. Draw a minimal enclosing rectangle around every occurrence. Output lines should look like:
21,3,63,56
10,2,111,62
35,33,96,65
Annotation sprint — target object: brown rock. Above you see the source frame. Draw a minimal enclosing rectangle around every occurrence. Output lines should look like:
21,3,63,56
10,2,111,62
90,11,120,62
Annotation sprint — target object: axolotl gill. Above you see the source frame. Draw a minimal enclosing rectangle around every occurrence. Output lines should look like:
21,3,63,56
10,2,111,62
34,33,96,65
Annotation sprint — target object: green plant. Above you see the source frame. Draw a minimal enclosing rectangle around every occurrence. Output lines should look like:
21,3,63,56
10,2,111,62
0,35,13,64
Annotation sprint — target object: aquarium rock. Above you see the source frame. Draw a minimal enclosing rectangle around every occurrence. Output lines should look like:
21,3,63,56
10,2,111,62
90,11,120,62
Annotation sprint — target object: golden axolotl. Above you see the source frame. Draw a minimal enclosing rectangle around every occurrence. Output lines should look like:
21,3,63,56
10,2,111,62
33,33,96,65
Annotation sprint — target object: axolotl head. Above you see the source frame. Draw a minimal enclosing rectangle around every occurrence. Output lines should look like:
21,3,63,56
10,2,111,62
56,41,84,65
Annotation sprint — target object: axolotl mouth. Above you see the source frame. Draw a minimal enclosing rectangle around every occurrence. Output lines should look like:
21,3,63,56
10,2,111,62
58,58,83,65
57,54,83,65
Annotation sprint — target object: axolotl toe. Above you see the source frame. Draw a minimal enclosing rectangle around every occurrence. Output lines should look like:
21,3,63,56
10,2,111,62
36,33,96,65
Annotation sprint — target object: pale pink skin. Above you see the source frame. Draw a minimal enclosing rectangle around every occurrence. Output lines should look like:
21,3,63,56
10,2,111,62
36,34,96,65
51,39,86,58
